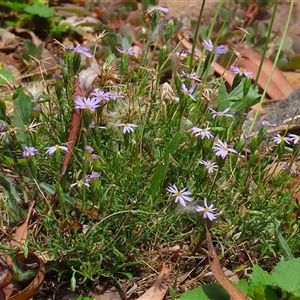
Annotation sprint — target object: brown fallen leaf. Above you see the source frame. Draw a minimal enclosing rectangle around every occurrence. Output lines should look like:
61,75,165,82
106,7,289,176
5,201,35,271
0,266,13,300
50,56,101,206
89,286,122,300
14,28,43,47
62,56,100,174
59,220,82,234
206,227,249,300
283,71,300,88
8,201,35,250
238,48,293,100
136,263,170,300
179,34,294,101
6,252,45,300
292,193,300,206
179,36,236,87
0,201,45,299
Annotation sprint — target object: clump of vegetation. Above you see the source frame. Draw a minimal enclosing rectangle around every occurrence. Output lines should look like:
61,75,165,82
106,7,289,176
0,0,299,299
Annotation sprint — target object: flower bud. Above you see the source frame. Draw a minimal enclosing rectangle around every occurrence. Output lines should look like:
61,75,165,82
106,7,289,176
159,45,168,68
165,18,174,42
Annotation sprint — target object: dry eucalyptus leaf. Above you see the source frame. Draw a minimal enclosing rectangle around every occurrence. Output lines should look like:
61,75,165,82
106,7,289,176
206,227,249,300
78,57,101,95
89,287,122,300
136,263,170,300
238,48,293,100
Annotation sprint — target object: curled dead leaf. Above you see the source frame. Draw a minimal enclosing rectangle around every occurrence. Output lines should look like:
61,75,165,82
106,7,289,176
8,201,35,251
238,48,293,100
78,57,100,95
0,267,13,290
136,262,170,300
7,252,45,300
179,33,294,101
206,227,249,300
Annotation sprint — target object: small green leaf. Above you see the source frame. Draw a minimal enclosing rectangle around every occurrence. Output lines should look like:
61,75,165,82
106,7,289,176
179,283,230,300
117,271,133,279
232,74,242,90
253,37,269,49
274,221,294,260
214,80,229,110
40,182,76,204
0,1,26,12
40,182,56,195
250,265,273,289
62,194,76,205
0,175,26,222
12,88,33,143
234,279,248,294
228,80,260,114
0,70,14,84
169,286,176,300
22,40,43,60
24,3,54,18
264,286,281,300
276,36,293,52
283,55,300,71
148,132,182,196
271,258,300,296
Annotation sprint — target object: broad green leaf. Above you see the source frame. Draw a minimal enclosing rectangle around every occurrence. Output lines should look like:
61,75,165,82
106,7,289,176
0,69,14,84
254,37,269,49
248,286,279,300
148,160,170,197
271,258,300,296
148,132,182,196
234,279,248,294
40,182,75,204
12,88,33,144
162,132,182,160
0,1,26,12
214,79,229,110
24,3,54,18
228,80,260,114
274,222,294,260
13,88,33,122
22,40,43,60
276,36,293,52
283,55,300,71
169,286,176,300
245,265,274,300
141,0,156,10
179,283,230,300
117,271,133,279
0,174,26,222
264,286,281,300
62,194,76,205
40,182,56,195
50,22,83,37
251,265,273,287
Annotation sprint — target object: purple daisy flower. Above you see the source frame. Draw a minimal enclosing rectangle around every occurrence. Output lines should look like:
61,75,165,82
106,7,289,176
65,44,93,58
202,39,227,56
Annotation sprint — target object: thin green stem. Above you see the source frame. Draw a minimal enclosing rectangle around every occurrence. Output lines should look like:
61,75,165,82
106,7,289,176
189,0,206,72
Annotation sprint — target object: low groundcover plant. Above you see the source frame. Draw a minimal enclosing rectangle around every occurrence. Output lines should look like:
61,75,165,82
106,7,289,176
0,1,299,299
